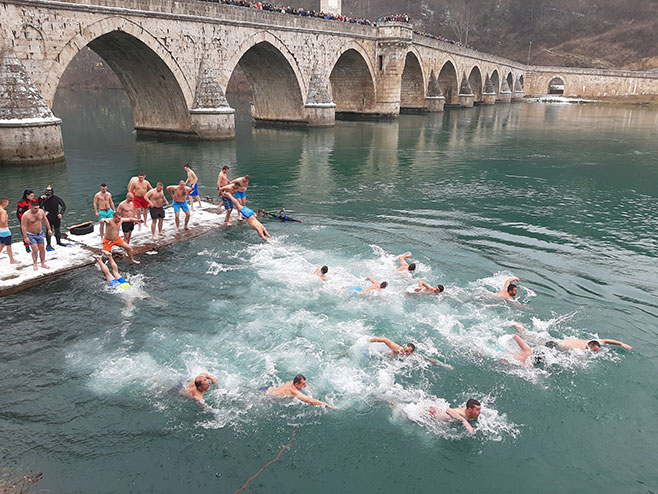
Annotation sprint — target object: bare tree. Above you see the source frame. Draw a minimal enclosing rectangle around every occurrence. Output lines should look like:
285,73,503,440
446,0,476,46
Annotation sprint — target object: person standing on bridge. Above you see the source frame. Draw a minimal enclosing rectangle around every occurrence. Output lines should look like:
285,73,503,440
127,172,153,229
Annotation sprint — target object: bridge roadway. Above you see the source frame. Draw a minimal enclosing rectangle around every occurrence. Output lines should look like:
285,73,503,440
0,0,528,164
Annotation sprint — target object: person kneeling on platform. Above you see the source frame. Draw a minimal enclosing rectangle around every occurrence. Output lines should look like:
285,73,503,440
100,212,142,264
223,193,271,242
93,253,130,289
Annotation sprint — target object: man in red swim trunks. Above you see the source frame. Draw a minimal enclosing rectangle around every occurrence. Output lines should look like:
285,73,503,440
128,172,152,229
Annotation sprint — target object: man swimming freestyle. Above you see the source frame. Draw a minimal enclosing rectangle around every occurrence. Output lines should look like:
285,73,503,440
267,374,336,409
183,372,218,404
223,192,271,242
351,277,388,295
315,265,329,281
370,336,453,369
512,324,632,352
397,253,416,272
496,277,520,300
407,280,444,295
428,398,482,434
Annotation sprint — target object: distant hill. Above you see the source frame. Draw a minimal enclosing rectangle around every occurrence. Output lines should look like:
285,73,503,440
342,0,658,70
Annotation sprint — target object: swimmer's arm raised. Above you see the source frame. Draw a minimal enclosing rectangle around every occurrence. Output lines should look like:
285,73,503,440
398,253,412,267
370,337,401,353
418,280,433,290
200,373,217,384
504,277,520,290
446,408,474,434
601,339,632,350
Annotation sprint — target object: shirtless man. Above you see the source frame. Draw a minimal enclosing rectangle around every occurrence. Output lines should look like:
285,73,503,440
231,175,250,220
100,212,141,264
93,253,130,289
223,192,271,242
428,399,482,434
397,253,416,272
370,336,453,369
496,277,520,300
407,280,444,295
127,173,152,228
218,180,242,226
93,183,116,239
513,324,632,352
216,165,231,218
184,164,201,210
166,181,193,232
0,198,20,265
117,193,138,244
351,277,388,295
21,200,52,270
267,374,336,409
183,372,217,404
145,182,170,240
315,265,328,281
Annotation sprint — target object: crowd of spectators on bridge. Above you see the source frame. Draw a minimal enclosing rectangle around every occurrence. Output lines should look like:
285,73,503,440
207,0,468,48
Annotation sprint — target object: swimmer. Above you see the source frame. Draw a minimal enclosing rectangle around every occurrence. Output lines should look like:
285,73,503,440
315,265,328,281
363,277,387,294
407,280,444,295
370,336,453,369
397,253,416,273
183,372,218,404
506,334,538,367
93,253,129,289
184,164,202,210
100,212,142,264
513,324,632,352
166,181,193,232
428,399,482,434
258,209,304,223
267,374,336,409
223,193,271,242
496,277,520,300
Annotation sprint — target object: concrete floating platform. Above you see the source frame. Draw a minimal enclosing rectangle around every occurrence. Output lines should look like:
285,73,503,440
1,201,224,296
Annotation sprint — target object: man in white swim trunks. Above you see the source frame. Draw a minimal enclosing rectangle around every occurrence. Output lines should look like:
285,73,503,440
428,399,481,434
266,374,336,409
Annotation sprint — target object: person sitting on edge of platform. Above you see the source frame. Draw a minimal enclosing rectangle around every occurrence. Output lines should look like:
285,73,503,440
93,253,130,290
16,189,35,253
397,252,416,272
21,200,52,271
127,172,152,228
223,192,271,242
496,277,520,300
184,164,202,211
39,185,67,251
100,212,141,264
406,280,444,295
166,181,193,232
370,336,453,369
0,197,20,265
145,182,170,240
182,372,218,405
117,193,138,244
94,183,116,240
315,265,328,281
266,374,336,409
428,399,482,434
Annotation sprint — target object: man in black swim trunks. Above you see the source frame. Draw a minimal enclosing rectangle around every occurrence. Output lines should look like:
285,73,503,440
116,193,138,244
513,324,632,352
145,182,169,240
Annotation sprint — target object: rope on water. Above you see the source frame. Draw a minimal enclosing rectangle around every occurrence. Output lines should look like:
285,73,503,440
234,426,300,493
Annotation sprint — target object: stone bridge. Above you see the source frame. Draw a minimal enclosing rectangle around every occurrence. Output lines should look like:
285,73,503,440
0,0,530,164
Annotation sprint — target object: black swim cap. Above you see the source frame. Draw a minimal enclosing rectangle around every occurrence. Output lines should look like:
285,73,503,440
408,263,416,271
380,281,388,289
436,285,445,293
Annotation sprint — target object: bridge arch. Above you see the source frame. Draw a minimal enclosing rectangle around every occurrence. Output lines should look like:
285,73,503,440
224,32,306,123
400,50,426,111
549,76,565,95
329,44,376,114
490,69,500,94
506,71,514,91
468,65,483,101
45,17,193,133
519,75,525,89
438,60,459,105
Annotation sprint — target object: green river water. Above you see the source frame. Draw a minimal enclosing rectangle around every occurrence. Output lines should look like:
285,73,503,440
1,89,657,493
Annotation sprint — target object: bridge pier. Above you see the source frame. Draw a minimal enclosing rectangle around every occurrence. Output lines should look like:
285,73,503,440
304,65,336,127
425,70,445,112
512,80,525,101
373,23,415,118
458,72,475,108
497,78,512,103
0,48,64,165
188,62,235,139
482,75,496,105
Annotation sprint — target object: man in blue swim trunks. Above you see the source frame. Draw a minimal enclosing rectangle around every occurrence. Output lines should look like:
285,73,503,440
216,166,232,222
93,253,130,290
231,175,250,221
224,192,271,242
184,164,202,211
166,181,193,232
21,200,52,271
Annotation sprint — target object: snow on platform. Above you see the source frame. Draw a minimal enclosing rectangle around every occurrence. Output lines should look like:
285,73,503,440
0,201,225,296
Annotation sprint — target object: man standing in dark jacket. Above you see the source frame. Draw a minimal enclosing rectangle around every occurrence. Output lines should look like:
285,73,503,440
40,185,67,250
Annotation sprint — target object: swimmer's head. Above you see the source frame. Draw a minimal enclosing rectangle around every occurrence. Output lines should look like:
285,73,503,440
544,341,559,350
435,285,445,294
587,340,601,352
408,263,416,272
194,377,211,392
466,399,481,420
293,374,307,389
402,343,416,355
380,281,388,289
531,353,546,366
507,284,518,297
321,266,328,275
0,197,8,207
